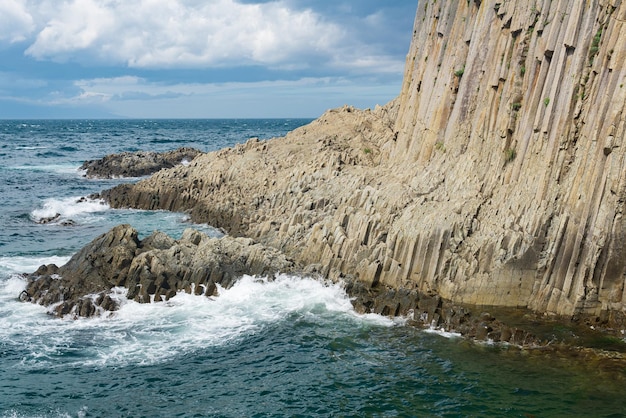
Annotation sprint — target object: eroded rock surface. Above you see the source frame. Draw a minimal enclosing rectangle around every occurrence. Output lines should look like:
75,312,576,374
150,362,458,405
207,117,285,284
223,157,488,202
80,147,202,178
22,0,626,353
23,224,297,317
100,1,626,331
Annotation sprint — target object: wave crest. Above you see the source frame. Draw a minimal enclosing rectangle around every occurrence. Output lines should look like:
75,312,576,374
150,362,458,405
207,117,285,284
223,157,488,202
30,197,109,225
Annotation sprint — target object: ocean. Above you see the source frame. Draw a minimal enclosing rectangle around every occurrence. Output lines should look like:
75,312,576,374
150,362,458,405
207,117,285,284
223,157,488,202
0,119,624,417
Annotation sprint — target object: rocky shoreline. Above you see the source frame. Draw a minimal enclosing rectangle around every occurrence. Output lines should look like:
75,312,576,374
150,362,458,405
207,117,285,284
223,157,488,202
18,0,626,368
20,211,626,362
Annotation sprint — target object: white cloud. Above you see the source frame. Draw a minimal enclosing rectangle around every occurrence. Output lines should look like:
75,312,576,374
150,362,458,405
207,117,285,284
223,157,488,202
58,74,396,117
23,0,346,68
71,75,339,101
0,0,35,42
0,1,412,117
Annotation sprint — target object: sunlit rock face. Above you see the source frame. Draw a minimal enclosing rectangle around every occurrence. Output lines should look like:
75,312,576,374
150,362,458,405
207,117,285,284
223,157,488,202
99,1,626,327
390,0,626,322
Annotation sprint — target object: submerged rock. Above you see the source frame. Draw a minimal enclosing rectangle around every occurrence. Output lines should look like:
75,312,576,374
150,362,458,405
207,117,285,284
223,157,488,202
22,224,297,317
80,147,202,178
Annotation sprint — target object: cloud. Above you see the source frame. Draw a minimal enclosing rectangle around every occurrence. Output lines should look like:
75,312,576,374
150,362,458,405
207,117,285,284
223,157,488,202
0,0,35,42
0,1,416,118
71,75,342,102
56,75,397,118
22,0,350,69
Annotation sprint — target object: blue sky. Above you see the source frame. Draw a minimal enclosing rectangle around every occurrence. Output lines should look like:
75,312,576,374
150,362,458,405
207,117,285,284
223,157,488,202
0,0,417,118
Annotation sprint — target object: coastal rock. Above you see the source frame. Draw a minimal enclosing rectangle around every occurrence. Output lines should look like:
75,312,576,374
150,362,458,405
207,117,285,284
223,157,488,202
99,1,626,332
23,224,298,317
345,278,549,347
25,0,626,355
80,147,202,178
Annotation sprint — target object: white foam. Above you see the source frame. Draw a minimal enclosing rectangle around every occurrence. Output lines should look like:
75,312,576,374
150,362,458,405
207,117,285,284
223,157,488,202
423,327,463,339
30,196,109,224
0,275,394,369
0,255,70,275
11,164,82,175
0,274,28,296
14,146,48,150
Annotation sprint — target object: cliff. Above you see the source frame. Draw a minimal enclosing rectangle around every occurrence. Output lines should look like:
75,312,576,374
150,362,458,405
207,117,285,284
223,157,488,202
31,1,626,329
389,0,626,321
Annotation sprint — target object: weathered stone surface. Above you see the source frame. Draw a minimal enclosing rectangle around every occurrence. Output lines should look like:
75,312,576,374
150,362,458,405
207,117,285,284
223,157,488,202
389,0,626,321
80,147,202,178
97,0,626,334
22,224,298,317
24,0,626,355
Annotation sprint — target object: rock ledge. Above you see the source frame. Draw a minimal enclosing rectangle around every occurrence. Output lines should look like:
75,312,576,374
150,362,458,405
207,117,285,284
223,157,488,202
80,147,202,178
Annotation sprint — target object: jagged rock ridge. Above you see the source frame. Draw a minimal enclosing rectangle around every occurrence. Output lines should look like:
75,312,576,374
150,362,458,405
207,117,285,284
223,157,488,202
23,225,297,317
80,147,202,178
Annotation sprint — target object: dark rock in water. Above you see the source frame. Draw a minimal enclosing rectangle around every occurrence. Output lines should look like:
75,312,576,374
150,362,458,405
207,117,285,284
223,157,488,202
345,278,558,347
21,224,298,317
37,213,61,224
34,213,76,226
80,147,202,178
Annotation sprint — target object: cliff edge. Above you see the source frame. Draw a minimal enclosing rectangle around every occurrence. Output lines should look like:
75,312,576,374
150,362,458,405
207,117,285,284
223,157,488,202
78,1,625,329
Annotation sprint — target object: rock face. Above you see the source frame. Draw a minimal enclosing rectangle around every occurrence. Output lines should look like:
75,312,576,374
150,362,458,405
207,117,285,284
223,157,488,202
24,0,626,338
390,0,626,322
80,147,202,178
99,0,626,329
23,224,297,317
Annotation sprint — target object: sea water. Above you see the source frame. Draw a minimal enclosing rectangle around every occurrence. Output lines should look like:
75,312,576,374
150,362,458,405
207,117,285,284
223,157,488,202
1,120,625,417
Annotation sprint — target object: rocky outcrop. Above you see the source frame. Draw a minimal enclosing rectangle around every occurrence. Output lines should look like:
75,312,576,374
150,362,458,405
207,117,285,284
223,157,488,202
22,224,297,317
80,147,202,178
99,0,626,331
24,0,626,346
21,221,560,347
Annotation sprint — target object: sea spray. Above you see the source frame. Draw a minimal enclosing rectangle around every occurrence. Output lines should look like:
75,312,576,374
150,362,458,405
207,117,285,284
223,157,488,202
30,196,109,224
0,274,395,369
9,164,82,175
0,255,71,275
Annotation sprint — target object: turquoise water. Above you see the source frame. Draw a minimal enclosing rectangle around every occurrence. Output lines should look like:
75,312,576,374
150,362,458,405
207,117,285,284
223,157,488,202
1,120,625,417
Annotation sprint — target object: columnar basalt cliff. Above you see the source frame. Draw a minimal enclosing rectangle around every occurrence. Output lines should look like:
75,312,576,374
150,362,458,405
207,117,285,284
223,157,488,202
389,0,626,321
28,1,626,330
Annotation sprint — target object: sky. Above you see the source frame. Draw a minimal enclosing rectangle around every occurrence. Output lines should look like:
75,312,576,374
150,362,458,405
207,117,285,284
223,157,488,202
0,0,417,118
